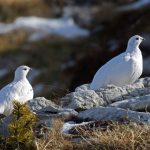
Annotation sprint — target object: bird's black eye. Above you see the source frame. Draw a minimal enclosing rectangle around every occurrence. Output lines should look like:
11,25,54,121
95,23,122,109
136,37,139,40
23,68,27,71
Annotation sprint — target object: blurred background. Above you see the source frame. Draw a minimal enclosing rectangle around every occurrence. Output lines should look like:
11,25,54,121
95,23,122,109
0,0,150,100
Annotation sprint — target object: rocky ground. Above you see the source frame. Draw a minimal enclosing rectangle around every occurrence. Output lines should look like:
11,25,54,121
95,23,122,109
1,77,150,149
0,0,150,99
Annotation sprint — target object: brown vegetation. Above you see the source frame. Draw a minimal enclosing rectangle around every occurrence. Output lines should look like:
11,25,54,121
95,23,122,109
36,119,150,150
0,0,55,22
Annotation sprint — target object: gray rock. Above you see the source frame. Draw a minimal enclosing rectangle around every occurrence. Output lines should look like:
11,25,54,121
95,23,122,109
75,84,89,92
78,106,150,124
62,90,105,110
0,115,12,136
27,97,58,112
39,107,78,121
109,94,150,111
61,121,91,134
28,97,78,122
62,78,150,110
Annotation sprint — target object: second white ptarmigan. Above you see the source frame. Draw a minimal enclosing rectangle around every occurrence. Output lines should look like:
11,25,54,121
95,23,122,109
90,35,144,90
0,65,33,116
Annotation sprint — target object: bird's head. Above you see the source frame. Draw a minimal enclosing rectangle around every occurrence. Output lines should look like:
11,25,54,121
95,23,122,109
127,35,145,50
14,65,31,81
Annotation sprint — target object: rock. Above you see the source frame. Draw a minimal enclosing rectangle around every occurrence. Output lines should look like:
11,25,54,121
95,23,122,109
78,106,150,124
62,90,105,110
109,94,150,111
61,121,91,134
62,78,150,110
28,97,78,124
75,84,89,92
38,107,78,121
27,97,58,112
58,109,78,120
0,115,12,136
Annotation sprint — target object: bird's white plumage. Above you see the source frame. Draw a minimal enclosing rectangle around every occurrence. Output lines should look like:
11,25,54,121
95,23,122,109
90,35,144,90
0,65,33,116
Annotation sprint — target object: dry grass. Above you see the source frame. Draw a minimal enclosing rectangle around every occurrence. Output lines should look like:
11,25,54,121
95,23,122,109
90,123,150,150
36,119,71,150
0,0,56,22
36,119,150,150
0,31,27,52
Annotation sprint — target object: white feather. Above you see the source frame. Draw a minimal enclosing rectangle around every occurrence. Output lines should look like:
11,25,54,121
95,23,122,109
90,35,143,90
0,65,33,116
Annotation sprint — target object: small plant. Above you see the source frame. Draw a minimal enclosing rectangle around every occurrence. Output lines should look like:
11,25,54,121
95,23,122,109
7,101,37,150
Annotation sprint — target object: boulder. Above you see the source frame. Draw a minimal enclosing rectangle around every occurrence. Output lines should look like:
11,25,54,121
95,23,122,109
27,97,58,112
62,78,150,110
62,90,105,110
28,97,78,121
78,106,150,124
109,94,150,111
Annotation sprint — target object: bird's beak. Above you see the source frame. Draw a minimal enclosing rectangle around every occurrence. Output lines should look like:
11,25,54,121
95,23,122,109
142,37,145,41
29,67,32,71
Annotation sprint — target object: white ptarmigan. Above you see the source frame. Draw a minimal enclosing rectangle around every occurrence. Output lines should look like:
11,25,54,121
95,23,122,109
90,35,144,90
0,65,33,116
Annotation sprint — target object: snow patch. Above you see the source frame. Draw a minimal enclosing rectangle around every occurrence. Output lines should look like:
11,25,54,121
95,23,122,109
0,16,89,41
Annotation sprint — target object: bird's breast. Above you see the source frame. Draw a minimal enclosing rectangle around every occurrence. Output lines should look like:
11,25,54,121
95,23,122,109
128,51,143,82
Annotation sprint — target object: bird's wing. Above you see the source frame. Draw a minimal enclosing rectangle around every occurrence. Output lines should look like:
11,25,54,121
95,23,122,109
0,81,33,104
0,82,19,103
0,82,19,114
90,52,134,89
